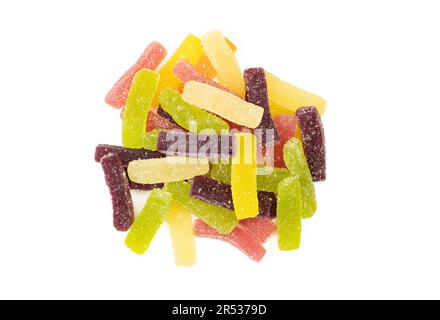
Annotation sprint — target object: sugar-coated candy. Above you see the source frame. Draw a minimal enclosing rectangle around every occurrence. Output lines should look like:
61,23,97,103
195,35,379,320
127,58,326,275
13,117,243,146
156,106,180,127
127,156,210,184
256,168,291,193
194,37,237,80
190,176,275,218
173,60,236,95
283,138,317,218
201,30,245,97
105,42,167,109
182,81,264,129
156,131,233,160
125,189,172,255
231,133,259,220
240,218,277,243
167,202,197,266
144,130,160,151
164,181,238,234
95,144,164,166
152,34,204,106
128,180,164,191
266,71,327,116
244,68,279,144
159,88,229,133
272,114,298,167
100,153,134,231
194,220,266,262
122,69,160,148
147,108,181,131
277,177,302,251
209,162,231,185
296,107,326,181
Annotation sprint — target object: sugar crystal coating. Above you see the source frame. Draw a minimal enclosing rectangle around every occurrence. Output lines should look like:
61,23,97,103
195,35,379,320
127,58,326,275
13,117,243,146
296,107,326,181
95,144,164,166
105,42,166,109
125,189,172,254
244,68,279,144
194,219,266,262
164,181,238,234
272,114,298,168
100,153,134,231
240,218,277,243
147,108,181,131
156,106,180,127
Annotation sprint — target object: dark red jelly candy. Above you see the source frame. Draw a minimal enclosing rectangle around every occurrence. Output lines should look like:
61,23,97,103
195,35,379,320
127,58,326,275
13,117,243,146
95,144,164,166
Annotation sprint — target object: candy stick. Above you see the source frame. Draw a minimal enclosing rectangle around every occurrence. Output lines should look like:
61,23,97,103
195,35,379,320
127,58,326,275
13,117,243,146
122,69,160,148
296,107,326,181
201,30,245,96
127,156,210,184
277,177,302,251
164,181,238,234
156,106,180,127
244,68,279,144
95,144,164,166
167,202,197,266
272,114,298,168
182,81,264,129
194,220,266,262
147,108,181,131
240,218,277,243
100,153,134,232
265,71,326,116
105,42,167,109
125,189,172,255
152,34,204,106
231,133,259,219
144,130,160,151
209,162,231,185
159,88,229,133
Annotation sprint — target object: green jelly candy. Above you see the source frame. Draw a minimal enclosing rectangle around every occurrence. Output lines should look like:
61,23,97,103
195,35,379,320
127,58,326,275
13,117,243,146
125,189,172,255
159,87,229,133
164,181,238,234
277,176,302,251
122,69,160,148
210,162,231,184
145,129,160,151
283,138,317,218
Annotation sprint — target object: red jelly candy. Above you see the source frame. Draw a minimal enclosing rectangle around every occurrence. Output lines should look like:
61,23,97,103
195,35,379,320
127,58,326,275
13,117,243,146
272,114,297,167
146,108,181,131
240,218,277,243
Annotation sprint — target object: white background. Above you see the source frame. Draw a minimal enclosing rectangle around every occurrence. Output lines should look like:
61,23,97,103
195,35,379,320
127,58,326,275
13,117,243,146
0,0,439,300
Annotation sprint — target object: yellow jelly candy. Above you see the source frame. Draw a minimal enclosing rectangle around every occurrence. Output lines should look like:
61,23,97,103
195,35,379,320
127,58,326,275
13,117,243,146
266,71,326,116
127,156,209,184
122,69,159,148
231,133,259,220
152,34,204,106
201,30,245,96
167,202,197,266
182,81,264,129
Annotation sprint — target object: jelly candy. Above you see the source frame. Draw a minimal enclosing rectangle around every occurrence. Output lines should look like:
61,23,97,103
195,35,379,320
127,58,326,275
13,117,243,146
144,130,160,151
283,138,317,218
296,107,326,181
147,108,181,131
173,60,236,95
164,181,238,234
156,131,233,160
266,71,327,116
182,81,264,129
100,153,134,231
209,162,231,185
95,144,164,167
201,30,245,96
152,34,204,106
277,177,302,251
105,42,167,109
194,219,266,262
244,68,279,144
127,156,210,184
167,202,197,266
231,133,259,220
256,168,291,193
190,176,275,218
125,189,172,255
128,180,164,191
156,106,180,127
159,88,229,133
240,218,277,243
122,69,160,148
194,37,237,80
272,114,298,167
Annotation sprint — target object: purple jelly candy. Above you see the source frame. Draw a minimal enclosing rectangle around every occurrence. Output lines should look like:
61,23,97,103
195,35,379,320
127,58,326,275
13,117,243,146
244,68,279,145
95,144,164,166
100,153,134,231
156,131,234,160
124,169,164,191
157,106,180,127
296,106,326,181
190,176,276,218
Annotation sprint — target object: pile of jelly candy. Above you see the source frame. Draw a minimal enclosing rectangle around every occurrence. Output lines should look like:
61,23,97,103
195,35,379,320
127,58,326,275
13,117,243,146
96,30,326,265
